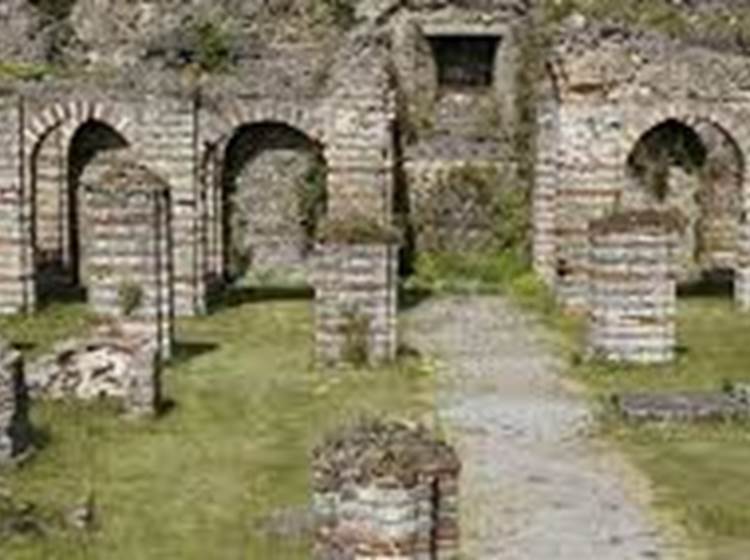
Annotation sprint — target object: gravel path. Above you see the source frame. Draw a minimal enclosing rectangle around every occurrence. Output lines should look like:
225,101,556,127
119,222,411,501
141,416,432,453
403,295,686,560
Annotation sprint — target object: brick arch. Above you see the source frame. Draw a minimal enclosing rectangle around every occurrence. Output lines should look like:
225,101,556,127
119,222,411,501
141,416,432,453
621,108,748,174
25,100,133,155
200,99,326,153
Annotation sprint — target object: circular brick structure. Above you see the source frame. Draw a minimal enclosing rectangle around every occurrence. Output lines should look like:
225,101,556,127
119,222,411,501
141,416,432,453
587,210,679,364
311,419,460,560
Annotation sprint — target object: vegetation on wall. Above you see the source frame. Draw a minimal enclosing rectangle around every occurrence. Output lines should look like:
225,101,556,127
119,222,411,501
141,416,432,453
28,0,77,20
296,158,328,248
542,0,750,52
191,19,234,73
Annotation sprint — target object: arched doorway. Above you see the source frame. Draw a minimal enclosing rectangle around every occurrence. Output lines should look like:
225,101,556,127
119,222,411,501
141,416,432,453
624,118,744,293
220,122,327,284
32,119,128,301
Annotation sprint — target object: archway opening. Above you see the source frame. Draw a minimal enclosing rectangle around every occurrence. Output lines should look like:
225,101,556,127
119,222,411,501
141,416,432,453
625,119,744,297
220,122,327,289
32,119,128,303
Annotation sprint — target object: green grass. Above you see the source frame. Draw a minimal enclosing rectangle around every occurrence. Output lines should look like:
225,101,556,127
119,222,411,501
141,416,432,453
566,296,750,559
0,294,434,559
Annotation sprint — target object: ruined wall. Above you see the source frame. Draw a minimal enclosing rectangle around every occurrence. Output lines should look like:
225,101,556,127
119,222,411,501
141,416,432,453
314,242,398,367
536,22,750,308
312,420,460,560
83,162,174,360
26,328,161,417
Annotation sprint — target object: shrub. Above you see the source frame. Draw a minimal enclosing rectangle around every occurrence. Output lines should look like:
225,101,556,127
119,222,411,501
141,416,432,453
117,281,143,317
318,216,401,245
193,19,233,73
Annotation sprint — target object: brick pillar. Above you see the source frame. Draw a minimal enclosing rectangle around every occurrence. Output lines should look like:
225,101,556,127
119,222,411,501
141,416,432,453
312,420,460,560
587,210,678,364
83,162,174,360
313,241,398,367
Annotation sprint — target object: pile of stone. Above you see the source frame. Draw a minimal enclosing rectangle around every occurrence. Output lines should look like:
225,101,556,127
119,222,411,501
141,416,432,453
616,383,750,422
587,210,679,364
26,324,160,418
0,340,31,464
312,419,460,560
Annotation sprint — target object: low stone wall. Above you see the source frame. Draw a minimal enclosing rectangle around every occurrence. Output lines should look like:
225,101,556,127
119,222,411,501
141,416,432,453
314,243,398,367
83,161,174,360
587,211,678,364
312,420,460,560
0,341,31,463
26,325,160,418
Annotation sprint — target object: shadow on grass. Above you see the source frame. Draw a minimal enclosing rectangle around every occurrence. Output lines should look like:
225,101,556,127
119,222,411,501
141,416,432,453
169,341,220,367
398,287,432,312
678,271,734,299
207,286,314,313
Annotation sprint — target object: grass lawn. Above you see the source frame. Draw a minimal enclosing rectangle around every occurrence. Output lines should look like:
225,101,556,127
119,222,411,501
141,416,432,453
566,296,750,559
0,292,434,559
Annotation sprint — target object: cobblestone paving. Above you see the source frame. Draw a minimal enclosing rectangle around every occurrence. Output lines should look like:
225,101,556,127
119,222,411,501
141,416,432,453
404,295,688,560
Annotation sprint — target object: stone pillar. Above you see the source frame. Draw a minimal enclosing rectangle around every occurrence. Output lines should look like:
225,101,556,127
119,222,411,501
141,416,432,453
587,210,678,364
312,420,460,560
0,340,31,463
314,241,398,367
83,161,174,360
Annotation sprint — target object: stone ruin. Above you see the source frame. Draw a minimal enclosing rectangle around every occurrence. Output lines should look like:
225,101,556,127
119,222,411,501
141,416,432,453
312,419,460,560
0,340,31,464
314,237,399,367
25,324,161,418
616,385,750,423
82,161,174,360
535,19,750,310
587,211,678,364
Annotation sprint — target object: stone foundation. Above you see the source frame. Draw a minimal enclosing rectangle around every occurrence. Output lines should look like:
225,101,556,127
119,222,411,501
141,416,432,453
314,243,398,367
587,211,678,364
0,341,31,463
312,420,460,560
26,325,160,418
83,161,174,360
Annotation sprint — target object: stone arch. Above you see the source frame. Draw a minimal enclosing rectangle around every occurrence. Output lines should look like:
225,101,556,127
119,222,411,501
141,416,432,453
211,120,328,284
622,113,747,296
28,109,130,302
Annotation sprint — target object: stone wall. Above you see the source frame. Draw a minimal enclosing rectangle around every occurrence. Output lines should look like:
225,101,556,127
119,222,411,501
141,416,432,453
402,159,517,253
0,340,31,463
222,123,325,281
312,420,460,560
587,211,678,364
26,326,161,417
314,243,398,367
83,162,174,360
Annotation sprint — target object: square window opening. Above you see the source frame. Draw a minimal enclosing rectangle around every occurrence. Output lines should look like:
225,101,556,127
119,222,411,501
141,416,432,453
428,35,500,91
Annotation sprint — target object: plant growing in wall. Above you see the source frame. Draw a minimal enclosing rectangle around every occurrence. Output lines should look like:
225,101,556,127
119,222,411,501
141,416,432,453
339,308,370,367
296,158,328,250
117,281,143,317
318,216,401,245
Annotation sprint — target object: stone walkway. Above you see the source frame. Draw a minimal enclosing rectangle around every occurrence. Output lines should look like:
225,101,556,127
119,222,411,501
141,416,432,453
404,295,687,560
